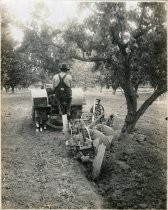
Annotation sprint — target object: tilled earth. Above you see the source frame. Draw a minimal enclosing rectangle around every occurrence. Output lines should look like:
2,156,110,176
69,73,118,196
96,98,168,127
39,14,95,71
84,89,167,209
1,90,103,209
1,89,167,209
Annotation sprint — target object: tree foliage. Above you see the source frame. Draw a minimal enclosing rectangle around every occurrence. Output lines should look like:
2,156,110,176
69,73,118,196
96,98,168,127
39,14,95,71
63,2,167,133
1,5,20,91
1,4,40,91
70,60,96,89
15,1,76,78
1,2,71,91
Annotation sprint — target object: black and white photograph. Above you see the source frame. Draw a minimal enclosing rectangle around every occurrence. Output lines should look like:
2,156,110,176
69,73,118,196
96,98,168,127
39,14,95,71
1,0,167,209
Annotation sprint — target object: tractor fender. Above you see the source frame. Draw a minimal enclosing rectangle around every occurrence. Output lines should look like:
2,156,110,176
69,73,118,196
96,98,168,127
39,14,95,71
31,89,50,108
71,88,86,106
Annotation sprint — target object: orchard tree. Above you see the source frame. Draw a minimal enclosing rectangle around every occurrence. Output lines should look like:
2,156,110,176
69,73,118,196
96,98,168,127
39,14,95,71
1,30,37,92
16,24,69,78
16,1,74,78
16,56,41,89
2,0,76,91
1,4,40,92
1,5,21,92
62,2,167,133
1,4,11,90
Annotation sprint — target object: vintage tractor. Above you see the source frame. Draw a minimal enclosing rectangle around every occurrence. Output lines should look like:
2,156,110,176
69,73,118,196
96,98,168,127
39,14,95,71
31,84,85,131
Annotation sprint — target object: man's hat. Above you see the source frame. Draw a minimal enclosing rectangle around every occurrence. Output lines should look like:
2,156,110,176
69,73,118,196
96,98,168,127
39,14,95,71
60,64,70,71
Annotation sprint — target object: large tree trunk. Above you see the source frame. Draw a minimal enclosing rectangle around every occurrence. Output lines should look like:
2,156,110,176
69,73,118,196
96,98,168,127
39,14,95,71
122,82,138,133
118,51,166,134
122,87,166,134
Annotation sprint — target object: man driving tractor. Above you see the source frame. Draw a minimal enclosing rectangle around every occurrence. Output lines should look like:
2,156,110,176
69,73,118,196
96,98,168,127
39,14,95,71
52,64,72,117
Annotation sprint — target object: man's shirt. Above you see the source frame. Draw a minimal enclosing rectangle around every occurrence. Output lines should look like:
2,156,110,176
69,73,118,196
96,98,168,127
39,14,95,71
52,72,72,90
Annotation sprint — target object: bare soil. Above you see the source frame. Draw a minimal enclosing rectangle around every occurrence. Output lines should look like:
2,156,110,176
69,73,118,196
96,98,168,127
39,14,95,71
1,89,167,209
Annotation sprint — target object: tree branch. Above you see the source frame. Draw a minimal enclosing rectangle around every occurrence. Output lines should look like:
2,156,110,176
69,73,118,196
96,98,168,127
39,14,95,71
15,23,110,66
135,86,167,122
41,39,107,62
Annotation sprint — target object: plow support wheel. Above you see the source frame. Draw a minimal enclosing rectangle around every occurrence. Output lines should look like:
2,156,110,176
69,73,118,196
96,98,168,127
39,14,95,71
92,143,106,180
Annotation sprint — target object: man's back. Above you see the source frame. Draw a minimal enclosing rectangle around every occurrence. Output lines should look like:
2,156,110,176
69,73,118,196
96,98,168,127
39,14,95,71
52,72,72,89
52,64,72,116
